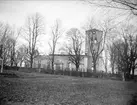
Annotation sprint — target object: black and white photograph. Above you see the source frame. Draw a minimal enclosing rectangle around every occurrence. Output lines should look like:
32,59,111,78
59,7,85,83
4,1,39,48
0,0,137,105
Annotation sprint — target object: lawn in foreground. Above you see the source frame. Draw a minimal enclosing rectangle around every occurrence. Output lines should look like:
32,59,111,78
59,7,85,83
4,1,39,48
0,70,137,105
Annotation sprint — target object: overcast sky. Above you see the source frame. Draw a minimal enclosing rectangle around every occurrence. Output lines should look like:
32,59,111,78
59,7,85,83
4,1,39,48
0,0,129,54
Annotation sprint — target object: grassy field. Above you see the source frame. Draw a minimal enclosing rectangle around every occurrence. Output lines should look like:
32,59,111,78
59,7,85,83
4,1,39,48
0,70,137,105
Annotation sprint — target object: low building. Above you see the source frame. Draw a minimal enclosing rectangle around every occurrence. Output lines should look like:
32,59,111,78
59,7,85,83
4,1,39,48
33,54,86,71
33,55,50,69
49,54,85,72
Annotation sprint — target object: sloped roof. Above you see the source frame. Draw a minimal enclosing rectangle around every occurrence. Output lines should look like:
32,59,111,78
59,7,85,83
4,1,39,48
49,54,86,57
86,28,102,33
34,55,50,61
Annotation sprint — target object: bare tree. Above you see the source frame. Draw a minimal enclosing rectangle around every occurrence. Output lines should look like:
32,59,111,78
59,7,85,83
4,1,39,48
64,28,84,72
107,0,137,15
14,44,28,67
7,36,16,66
110,39,129,81
109,24,137,80
108,44,115,74
99,17,117,73
49,19,63,73
85,0,137,16
0,23,14,65
86,29,103,72
0,23,11,72
23,13,45,68
2,31,18,67
12,28,22,67
0,23,21,72
16,44,39,68
121,24,137,79
82,17,97,31
82,16,117,73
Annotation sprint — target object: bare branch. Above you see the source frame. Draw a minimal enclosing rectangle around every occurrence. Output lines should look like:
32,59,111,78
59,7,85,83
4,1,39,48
63,28,84,71
22,13,44,68
49,19,63,73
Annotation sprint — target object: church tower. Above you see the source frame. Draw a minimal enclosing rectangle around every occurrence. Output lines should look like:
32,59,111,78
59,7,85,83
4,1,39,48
84,29,104,72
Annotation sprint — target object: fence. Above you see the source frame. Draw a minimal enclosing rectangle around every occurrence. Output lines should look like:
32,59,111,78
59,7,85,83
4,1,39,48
40,68,122,79
2,65,122,80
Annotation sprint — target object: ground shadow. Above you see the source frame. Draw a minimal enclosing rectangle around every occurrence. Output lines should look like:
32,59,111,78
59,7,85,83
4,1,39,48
0,72,19,78
127,93,137,105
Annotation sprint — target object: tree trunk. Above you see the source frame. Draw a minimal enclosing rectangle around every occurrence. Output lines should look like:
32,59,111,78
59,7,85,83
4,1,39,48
15,63,17,67
105,65,107,73
11,61,13,67
30,61,33,68
112,65,114,74
51,55,54,74
76,67,78,71
105,57,108,73
52,62,54,74
20,61,23,67
93,63,96,73
51,45,55,74
51,61,53,73
132,69,135,79
10,56,13,67
128,63,132,76
76,65,79,76
30,55,33,68
132,66,135,79
122,72,126,81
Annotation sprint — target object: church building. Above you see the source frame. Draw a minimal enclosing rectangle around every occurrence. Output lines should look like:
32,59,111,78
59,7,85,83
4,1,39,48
34,29,110,72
